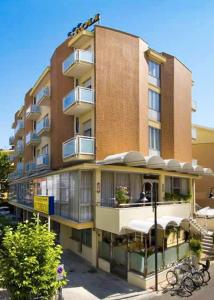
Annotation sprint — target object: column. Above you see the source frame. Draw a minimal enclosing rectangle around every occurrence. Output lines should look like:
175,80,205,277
144,235,148,277
158,174,165,202
162,230,165,267
176,227,179,260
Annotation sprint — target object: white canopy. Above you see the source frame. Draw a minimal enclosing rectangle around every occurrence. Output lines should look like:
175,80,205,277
197,207,214,218
99,151,213,176
124,216,189,234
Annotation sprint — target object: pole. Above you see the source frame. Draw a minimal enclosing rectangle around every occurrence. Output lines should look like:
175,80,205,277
154,184,158,292
48,215,51,232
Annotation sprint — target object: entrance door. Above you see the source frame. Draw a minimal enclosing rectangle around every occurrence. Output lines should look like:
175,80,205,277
143,180,159,204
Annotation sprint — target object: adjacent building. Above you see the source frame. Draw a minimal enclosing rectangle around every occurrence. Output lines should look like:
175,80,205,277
8,21,212,289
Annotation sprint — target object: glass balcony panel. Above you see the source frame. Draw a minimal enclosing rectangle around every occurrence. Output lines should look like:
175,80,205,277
36,117,50,134
26,132,40,144
63,138,77,158
16,140,24,155
79,137,94,154
26,105,40,116
36,154,49,167
63,87,94,111
62,49,93,73
36,87,50,104
14,120,24,136
9,136,15,145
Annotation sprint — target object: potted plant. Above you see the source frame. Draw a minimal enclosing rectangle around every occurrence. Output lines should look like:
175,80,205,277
115,186,129,206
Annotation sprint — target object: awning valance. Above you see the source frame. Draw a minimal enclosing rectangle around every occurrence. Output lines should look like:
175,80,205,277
124,216,189,234
99,151,214,176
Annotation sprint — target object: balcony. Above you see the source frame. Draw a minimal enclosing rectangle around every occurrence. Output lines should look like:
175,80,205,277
15,140,24,156
9,136,15,145
25,161,36,175
14,120,24,137
63,86,94,116
36,117,50,136
148,109,160,122
36,154,49,169
62,49,93,78
96,203,190,235
36,87,50,105
192,100,197,112
26,104,41,120
63,135,95,162
16,162,24,178
26,132,40,146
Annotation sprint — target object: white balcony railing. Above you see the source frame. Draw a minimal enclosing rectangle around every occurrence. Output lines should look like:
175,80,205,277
63,136,95,159
36,87,50,104
63,86,94,111
62,49,93,73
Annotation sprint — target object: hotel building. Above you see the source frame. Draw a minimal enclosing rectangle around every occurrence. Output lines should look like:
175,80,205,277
8,22,213,289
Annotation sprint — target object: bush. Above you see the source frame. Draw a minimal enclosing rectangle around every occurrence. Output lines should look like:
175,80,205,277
189,238,202,257
0,219,66,300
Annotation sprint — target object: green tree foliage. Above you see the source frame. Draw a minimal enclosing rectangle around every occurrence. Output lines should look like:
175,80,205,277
0,219,66,300
0,151,13,202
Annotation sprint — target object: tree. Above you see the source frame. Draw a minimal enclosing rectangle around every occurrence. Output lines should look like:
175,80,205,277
0,219,66,300
0,151,13,202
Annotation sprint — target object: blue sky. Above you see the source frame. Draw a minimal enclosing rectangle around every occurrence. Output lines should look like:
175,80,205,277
0,0,214,148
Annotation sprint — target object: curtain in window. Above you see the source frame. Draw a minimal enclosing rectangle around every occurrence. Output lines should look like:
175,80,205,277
70,171,79,221
165,176,171,193
80,171,92,222
60,173,70,218
181,178,188,195
101,172,114,207
130,174,142,202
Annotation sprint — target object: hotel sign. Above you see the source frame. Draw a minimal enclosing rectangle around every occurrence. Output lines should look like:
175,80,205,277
34,196,54,215
67,13,100,37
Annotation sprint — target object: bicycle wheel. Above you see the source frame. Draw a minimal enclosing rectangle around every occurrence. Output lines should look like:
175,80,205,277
166,270,178,286
181,263,192,273
202,270,210,283
182,276,195,293
192,271,204,287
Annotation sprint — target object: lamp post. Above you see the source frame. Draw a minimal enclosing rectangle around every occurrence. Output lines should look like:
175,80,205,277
153,182,158,292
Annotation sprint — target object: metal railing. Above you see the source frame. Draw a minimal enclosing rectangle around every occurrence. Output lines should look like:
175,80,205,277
62,49,93,73
63,86,94,111
100,199,189,208
63,135,95,159
36,86,50,104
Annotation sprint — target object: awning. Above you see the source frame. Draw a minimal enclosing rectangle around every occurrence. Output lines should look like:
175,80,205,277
98,151,214,176
197,207,214,218
124,216,189,234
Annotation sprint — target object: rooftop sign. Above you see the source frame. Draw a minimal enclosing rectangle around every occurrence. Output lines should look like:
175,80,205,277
67,13,100,38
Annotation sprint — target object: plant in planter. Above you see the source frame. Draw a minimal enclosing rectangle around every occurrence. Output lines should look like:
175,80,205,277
182,193,192,202
115,186,129,205
189,238,202,258
165,192,174,201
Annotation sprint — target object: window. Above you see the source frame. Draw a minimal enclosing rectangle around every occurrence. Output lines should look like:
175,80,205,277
149,90,160,112
165,177,189,195
82,229,92,248
75,117,79,134
149,127,160,151
82,78,92,89
148,60,160,79
83,119,92,137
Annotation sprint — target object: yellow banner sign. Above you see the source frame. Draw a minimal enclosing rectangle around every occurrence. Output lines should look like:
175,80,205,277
34,196,54,215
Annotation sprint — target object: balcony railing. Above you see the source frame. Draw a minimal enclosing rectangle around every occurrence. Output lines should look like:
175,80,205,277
36,117,50,135
36,87,50,105
9,136,15,145
63,86,94,114
25,161,37,175
36,154,49,168
63,135,95,160
63,49,93,73
192,127,197,139
26,104,41,120
15,140,24,156
14,120,24,136
26,132,40,145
